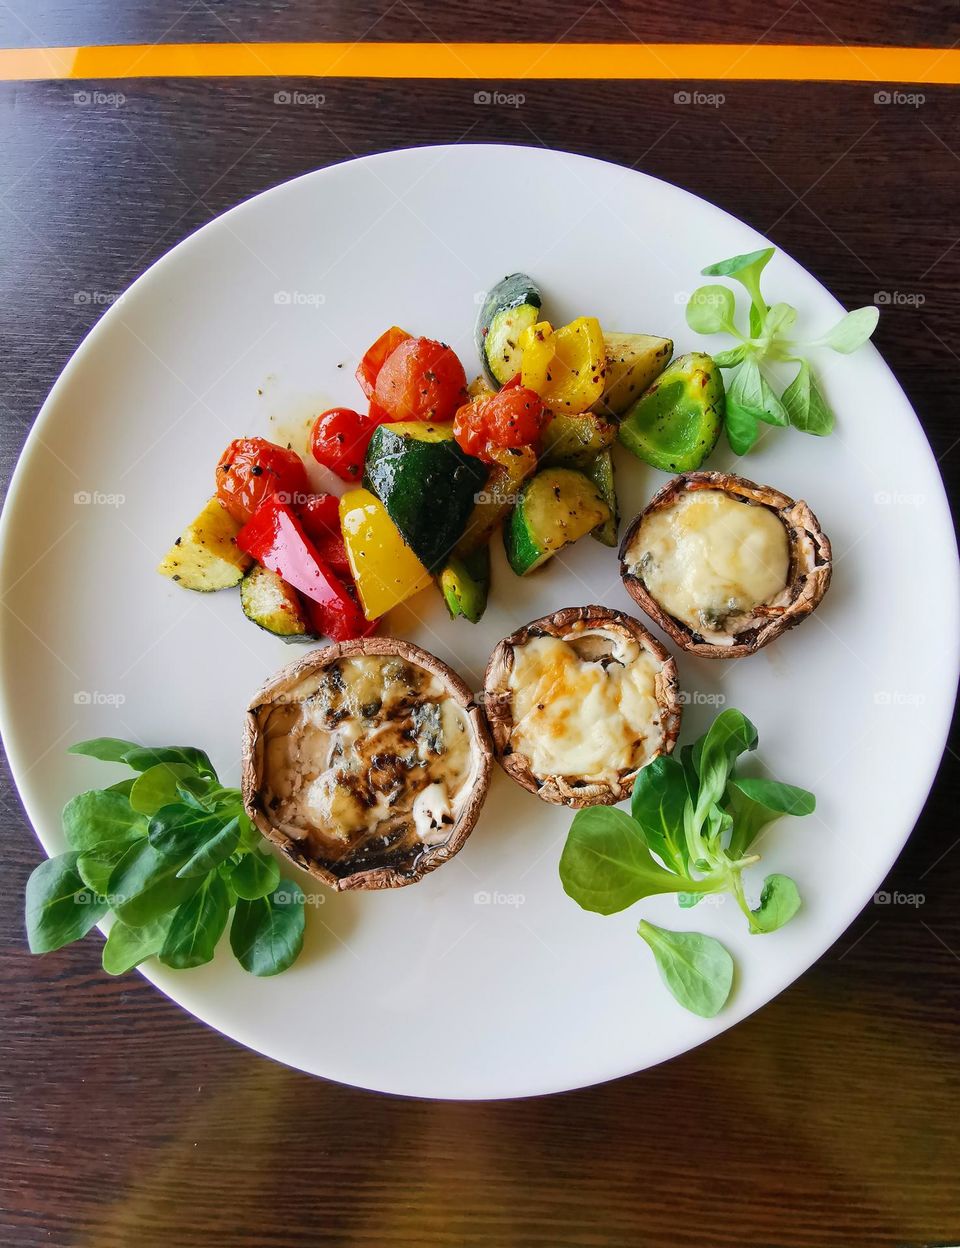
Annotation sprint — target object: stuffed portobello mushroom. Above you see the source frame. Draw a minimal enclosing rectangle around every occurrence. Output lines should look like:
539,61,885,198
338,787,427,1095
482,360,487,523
242,638,492,890
619,471,832,659
483,605,682,808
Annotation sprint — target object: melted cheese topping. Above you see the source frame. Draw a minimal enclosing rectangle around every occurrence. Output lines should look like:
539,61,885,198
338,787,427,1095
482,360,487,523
257,656,477,874
507,633,661,783
629,490,789,640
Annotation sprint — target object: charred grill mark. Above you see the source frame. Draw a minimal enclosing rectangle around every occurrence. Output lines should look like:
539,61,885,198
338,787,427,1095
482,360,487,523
368,752,409,796
244,641,493,891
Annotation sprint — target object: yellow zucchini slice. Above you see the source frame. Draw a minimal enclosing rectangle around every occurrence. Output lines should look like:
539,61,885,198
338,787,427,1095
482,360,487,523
157,496,251,592
596,332,673,417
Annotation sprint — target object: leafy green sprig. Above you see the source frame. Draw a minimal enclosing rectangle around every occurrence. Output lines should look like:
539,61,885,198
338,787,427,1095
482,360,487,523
559,709,814,1017
686,247,879,454
25,738,305,977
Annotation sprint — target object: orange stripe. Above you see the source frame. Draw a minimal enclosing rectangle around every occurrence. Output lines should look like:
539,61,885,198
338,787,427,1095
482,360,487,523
0,42,956,83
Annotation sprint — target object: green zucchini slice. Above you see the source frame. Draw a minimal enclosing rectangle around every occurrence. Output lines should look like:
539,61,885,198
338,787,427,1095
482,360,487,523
504,467,610,576
455,445,537,557
618,352,724,473
476,272,542,387
240,566,315,641
541,413,617,469
439,545,490,623
587,449,619,547
363,421,488,572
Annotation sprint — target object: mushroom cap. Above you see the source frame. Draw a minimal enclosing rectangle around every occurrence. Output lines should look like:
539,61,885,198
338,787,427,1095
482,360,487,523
482,604,682,808
242,636,493,891
619,471,832,659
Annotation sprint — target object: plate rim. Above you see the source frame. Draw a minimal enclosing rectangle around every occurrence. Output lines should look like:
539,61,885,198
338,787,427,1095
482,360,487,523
2,141,958,1099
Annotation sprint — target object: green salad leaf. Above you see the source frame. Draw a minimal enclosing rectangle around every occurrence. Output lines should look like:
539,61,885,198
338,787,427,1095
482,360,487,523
68,737,142,763
25,740,308,978
630,755,689,875
26,853,109,953
102,916,173,976
749,874,802,934
109,839,204,926
692,709,758,827
638,921,734,1018
781,360,834,435
559,807,709,915
230,850,282,901
62,790,146,849
161,873,231,970
686,247,878,452
76,838,141,894
559,708,814,1017
817,306,879,353
685,284,737,335
727,777,815,816
230,881,306,977
129,762,198,816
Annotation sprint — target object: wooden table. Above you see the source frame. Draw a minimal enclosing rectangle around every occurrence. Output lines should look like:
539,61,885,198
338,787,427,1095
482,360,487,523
1,5,958,1246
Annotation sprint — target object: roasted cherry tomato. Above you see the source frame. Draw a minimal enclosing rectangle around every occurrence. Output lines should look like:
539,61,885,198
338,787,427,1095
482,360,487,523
373,336,467,423
294,492,351,579
310,407,375,482
215,437,310,525
453,386,548,463
356,326,411,400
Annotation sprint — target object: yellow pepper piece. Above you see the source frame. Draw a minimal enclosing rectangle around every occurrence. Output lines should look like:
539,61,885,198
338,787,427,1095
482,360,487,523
517,321,555,394
518,320,554,353
521,316,606,414
339,488,432,620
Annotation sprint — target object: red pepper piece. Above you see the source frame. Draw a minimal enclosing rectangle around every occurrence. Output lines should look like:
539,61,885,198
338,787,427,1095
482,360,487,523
294,493,351,580
294,492,341,542
238,499,374,641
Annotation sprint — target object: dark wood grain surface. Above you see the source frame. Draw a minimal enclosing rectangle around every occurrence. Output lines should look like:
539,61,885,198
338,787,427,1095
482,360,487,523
2,5,959,1246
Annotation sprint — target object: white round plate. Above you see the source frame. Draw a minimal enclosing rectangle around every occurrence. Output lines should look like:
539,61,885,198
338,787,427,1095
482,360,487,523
1,145,957,1100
